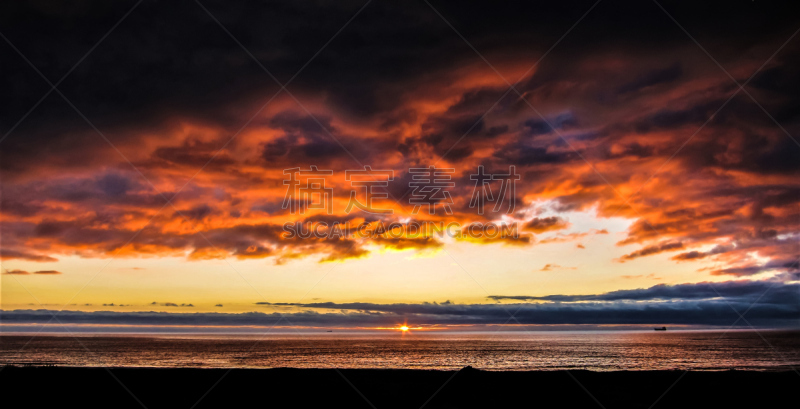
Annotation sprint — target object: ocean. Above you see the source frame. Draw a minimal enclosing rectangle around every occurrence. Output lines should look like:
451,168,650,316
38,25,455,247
2,330,799,371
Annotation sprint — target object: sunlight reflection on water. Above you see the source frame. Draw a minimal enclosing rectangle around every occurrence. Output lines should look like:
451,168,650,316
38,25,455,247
2,330,799,371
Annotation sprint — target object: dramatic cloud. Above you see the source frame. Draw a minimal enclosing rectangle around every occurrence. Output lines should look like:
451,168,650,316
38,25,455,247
1,0,799,286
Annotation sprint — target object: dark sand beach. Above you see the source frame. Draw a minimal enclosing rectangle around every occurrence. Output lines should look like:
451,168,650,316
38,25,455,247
2,366,797,408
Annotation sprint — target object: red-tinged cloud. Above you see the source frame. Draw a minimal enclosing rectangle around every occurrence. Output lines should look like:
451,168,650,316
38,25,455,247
32,270,62,275
1,0,799,281
617,241,685,263
370,236,443,251
523,217,569,233
0,249,58,262
672,244,735,261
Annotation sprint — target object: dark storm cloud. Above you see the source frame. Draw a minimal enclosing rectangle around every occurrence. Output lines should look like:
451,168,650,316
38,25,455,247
636,105,704,133
180,204,214,220
96,173,132,197
4,0,797,161
145,137,238,171
2,0,799,276
615,63,683,95
262,112,347,162
0,172,176,216
260,111,399,168
677,127,800,176
493,143,578,167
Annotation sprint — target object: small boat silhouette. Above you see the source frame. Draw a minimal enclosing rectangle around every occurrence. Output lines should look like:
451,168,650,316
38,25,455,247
654,327,667,331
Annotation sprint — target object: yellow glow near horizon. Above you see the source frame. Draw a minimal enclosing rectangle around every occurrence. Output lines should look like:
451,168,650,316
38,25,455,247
0,204,724,312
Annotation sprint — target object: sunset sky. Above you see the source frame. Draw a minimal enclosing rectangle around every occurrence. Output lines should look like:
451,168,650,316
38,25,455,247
1,0,799,330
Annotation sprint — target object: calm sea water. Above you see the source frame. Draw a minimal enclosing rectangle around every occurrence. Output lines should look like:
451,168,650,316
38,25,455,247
2,330,799,371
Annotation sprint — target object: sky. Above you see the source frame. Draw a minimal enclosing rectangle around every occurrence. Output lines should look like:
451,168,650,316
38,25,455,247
1,0,799,330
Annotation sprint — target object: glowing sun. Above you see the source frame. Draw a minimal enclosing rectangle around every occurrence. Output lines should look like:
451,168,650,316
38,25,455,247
400,326,409,332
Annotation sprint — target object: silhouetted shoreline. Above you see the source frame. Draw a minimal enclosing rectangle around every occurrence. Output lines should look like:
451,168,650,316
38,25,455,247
2,365,796,408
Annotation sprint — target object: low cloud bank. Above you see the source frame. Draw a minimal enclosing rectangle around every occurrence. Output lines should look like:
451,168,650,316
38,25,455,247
3,280,798,328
